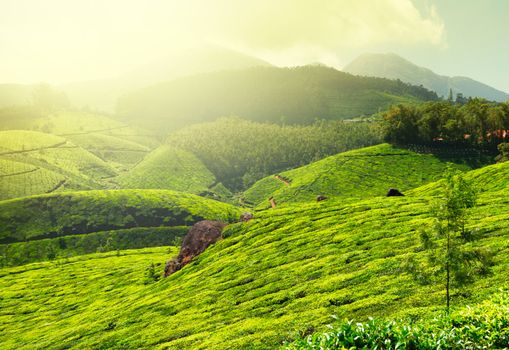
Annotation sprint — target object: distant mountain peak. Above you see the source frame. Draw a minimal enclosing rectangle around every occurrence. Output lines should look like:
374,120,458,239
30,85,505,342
344,52,509,102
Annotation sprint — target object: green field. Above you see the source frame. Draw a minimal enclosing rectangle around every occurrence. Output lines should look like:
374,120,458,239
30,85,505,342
117,145,231,199
243,143,475,208
0,189,241,266
1,160,509,349
0,111,166,199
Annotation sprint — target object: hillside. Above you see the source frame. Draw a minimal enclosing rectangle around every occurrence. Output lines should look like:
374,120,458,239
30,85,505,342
0,130,119,198
0,111,168,199
344,53,509,102
0,189,240,243
0,158,88,200
243,143,473,207
117,145,231,199
168,118,381,191
0,84,34,107
0,189,241,265
1,161,509,348
116,65,438,131
63,46,271,112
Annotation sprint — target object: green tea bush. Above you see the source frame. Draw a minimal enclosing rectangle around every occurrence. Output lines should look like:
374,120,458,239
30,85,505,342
0,226,188,266
286,292,509,349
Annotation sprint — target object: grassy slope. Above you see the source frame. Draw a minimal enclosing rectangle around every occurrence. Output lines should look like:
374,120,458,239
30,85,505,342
244,143,472,207
0,130,119,199
0,111,165,199
0,247,175,349
117,145,230,199
1,162,509,349
0,189,241,243
0,158,83,199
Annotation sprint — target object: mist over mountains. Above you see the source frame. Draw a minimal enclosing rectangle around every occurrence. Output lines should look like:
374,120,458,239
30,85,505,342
62,46,272,112
344,52,509,102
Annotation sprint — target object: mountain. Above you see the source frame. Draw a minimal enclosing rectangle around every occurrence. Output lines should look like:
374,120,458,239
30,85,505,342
343,53,509,102
117,65,438,131
62,46,272,112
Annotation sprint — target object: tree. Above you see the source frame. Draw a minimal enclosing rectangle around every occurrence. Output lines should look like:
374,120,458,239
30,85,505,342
381,104,421,144
420,166,492,312
447,88,453,103
495,142,509,163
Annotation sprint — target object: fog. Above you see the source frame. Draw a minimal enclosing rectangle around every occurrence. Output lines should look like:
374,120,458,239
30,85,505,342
1,0,444,84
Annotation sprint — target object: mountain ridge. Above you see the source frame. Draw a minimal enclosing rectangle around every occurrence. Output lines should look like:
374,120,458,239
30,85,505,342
344,52,509,102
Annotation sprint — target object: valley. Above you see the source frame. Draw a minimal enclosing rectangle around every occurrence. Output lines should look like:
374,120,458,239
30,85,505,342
2,3,509,347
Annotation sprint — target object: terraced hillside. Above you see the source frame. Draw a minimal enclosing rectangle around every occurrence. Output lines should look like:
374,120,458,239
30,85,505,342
0,111,169,199
117,145,231,199
243,143,474,208
1,161,509,349
0,130,118,199
0,158,85,199
0,189,240,266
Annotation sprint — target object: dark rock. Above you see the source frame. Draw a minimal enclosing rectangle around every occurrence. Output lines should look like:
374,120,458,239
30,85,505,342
316,195,328,202
387,188,404,197
164,220,226,277
240,212,254,222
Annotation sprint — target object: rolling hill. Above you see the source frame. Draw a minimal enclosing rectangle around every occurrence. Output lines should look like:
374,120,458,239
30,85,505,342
1,159,509,348
243,143,475,208
0,111,168,199
0,189,241,265
0,158,87,200
116,65,438,131
344,53,509,102
117,145,231,199
0,130,118,199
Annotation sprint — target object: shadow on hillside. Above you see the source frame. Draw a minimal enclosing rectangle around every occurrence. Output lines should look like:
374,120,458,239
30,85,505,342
398,143,497,169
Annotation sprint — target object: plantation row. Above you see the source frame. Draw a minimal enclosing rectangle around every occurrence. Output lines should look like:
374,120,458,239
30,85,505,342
0,226,187,267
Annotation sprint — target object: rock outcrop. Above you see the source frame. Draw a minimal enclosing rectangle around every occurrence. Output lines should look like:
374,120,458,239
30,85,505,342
164,220,226,277
240,212,254,222
387,188,404,197
316,195,328,202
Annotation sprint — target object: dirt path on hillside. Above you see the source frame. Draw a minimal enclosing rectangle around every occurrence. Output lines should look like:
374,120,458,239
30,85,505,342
274,175,290,186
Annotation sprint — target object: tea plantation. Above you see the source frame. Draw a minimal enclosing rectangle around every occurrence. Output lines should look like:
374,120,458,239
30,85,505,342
1,159,509,349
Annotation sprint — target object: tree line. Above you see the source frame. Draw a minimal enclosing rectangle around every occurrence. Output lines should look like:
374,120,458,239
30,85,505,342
168,117,381,191
381,99,509,146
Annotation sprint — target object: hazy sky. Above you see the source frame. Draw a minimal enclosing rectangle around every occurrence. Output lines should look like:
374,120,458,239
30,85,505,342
1,0,508,92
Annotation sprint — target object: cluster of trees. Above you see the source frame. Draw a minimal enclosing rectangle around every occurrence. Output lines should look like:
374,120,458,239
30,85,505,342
168,117,381,191
381,99,509,146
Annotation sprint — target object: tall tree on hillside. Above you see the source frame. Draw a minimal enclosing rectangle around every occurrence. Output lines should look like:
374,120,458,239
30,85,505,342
462,99,490,143
420,167,492,312
381,104,420,144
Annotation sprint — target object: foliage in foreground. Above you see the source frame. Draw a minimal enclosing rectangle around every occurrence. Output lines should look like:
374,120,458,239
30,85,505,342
286,292,509,349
